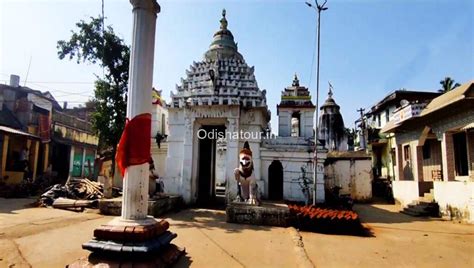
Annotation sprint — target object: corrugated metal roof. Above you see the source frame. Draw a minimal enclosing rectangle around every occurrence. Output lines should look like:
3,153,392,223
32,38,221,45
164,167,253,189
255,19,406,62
420,81,474,117
0,126,40,139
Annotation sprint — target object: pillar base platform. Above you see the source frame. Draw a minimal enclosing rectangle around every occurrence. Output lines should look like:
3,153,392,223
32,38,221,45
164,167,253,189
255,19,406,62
73,217,185,267
68,244,184,268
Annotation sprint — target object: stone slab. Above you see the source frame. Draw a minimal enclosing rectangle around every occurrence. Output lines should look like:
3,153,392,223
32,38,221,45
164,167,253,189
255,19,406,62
82,231,177,255
68,244,185,268
225,201,291,227
99,195,183,217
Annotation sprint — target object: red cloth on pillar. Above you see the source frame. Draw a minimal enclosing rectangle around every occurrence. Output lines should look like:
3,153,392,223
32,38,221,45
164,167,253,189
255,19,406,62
115,113,151,177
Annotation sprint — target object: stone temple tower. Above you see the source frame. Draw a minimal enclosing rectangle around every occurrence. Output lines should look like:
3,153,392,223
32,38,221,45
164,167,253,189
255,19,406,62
277,74,315,138
318,85,348,151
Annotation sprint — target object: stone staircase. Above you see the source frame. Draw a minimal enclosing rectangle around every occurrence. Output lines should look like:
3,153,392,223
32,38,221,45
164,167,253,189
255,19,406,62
215,186,226,197
401,189,440,217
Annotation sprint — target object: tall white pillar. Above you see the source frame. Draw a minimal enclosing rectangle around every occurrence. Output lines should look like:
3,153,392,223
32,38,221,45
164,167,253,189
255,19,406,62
121,0,160,221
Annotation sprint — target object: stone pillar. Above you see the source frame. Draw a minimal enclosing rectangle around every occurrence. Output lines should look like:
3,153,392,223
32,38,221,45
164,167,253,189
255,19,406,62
441,132,455,181
180,116,194,203
226,117,239,202
121,0,159,221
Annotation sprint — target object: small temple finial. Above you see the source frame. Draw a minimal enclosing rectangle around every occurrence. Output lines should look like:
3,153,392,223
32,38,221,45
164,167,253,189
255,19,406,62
220,9,228,30
328,81,333,97
292,73,300,87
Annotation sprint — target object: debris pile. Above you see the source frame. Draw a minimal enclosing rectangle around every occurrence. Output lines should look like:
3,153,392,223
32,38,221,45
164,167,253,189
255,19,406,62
288,204,370,236
39,178,104,207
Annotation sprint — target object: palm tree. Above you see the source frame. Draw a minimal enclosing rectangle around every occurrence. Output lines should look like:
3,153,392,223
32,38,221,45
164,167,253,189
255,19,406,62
439,77,460,93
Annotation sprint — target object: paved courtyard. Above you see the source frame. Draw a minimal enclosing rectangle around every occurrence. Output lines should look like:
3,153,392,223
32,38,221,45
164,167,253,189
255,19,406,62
0,198,473,268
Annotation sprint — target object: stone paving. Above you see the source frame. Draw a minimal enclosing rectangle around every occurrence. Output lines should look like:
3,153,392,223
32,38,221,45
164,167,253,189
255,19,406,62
1,198,473,268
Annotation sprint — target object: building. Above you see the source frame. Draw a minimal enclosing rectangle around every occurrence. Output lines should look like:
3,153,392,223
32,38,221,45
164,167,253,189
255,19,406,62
0,75,60,183
277,74,315,138
0,74,98,185
51,109,98,181
164,10,326,205
150,88,168,179
365,90,441,183
382,81,474,222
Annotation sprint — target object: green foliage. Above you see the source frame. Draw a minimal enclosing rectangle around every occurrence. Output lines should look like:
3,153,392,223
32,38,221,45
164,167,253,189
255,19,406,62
57,16,129,154
439,77,460,93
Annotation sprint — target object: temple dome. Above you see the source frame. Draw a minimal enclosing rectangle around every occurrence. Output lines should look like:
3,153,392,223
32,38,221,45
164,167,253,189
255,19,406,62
204,9,243,60
170,9,267,111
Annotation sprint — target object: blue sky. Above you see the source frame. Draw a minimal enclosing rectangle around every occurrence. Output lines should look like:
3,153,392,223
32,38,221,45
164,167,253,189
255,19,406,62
1,0,473,132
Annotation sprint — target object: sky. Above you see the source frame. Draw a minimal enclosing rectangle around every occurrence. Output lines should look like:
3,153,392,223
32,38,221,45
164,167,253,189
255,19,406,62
1,0,473,133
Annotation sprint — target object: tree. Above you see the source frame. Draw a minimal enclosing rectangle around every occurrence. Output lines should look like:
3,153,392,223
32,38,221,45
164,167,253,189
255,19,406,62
57,16,130,175
439,77,460,93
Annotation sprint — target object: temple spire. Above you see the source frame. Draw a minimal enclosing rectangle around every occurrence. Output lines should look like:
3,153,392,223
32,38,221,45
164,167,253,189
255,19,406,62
328,81,333,98
292,73,300,87
220,9,228,30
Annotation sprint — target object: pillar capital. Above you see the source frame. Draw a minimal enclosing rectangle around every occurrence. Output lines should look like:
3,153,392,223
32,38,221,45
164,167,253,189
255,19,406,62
130,0,160,14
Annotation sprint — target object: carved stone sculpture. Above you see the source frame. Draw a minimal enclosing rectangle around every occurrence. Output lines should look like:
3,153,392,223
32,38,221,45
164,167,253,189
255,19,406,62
234,141,260,205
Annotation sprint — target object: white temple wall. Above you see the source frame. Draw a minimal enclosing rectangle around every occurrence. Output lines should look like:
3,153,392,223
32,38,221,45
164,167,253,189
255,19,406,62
164,109,185,197
151,142,168,179
278,110,291,137
261,148,316,202
302,110,315,138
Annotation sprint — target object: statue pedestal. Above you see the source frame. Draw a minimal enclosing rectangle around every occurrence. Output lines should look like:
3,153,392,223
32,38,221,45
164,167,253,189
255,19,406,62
225,201,291,227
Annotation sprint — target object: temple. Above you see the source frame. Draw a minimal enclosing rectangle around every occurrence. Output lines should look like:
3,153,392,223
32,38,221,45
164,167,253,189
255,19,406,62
164,10,326,205
318,85,348,151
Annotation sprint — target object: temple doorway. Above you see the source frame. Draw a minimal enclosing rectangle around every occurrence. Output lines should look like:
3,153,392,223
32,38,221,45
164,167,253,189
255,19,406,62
268,160,284,200
196,125,226,206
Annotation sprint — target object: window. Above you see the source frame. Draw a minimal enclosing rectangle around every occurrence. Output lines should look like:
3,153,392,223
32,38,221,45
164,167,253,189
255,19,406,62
385,110,390,123
377,114,381,127
422,142,431,159
291,111,301,137
404,145,411,161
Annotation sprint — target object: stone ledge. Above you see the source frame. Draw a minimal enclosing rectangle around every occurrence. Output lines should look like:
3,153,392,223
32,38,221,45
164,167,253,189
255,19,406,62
225,201,291,227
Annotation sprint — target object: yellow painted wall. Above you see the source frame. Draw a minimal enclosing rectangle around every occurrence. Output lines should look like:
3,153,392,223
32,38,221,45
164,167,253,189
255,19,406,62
53,125,98,145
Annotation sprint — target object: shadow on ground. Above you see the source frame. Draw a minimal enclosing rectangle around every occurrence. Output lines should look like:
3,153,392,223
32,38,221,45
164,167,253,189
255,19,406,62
164,208,274,234
354,203,438,224
0,198,38,214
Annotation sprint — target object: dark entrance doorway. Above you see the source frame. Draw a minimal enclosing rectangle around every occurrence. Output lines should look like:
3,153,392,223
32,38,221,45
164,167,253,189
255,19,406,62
51,143,70,183
197,125,226,207
453,132,468,176
268,160,283,200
